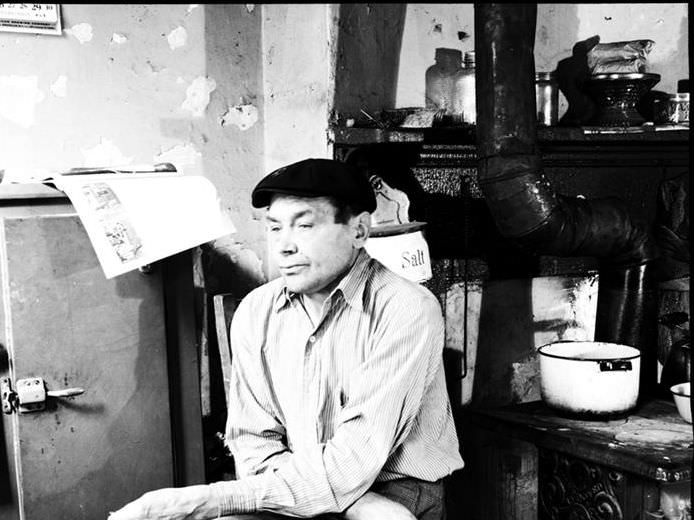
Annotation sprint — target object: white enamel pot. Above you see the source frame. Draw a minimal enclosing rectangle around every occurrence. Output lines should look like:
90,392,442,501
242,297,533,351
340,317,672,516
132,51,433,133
538,341,641,418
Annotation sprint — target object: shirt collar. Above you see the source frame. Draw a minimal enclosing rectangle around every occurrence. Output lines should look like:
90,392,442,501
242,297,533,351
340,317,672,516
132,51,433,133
332,248,370,312
273,284,295,313
272,248,371,313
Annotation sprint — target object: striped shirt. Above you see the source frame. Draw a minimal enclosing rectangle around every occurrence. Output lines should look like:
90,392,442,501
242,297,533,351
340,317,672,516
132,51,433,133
212,249,464,517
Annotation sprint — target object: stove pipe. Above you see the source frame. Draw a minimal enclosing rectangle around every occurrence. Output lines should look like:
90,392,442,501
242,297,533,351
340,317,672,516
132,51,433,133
474,4,658,398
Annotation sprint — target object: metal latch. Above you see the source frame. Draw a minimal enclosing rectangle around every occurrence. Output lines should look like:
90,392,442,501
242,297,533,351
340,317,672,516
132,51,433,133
1,377,85,414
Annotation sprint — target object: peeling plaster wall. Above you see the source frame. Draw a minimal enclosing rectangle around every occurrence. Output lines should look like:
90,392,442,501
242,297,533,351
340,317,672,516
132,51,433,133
261,4,337,175
0,4,266,270
395,3,689,110
0,3,348,299
202,4,265,259
0,5,208,177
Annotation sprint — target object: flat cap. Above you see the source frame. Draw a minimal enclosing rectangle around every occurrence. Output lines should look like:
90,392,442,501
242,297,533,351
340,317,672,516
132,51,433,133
251,158,376,212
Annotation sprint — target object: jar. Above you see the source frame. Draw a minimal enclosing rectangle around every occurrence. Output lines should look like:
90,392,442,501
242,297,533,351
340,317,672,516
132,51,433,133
452,51,476,124
425,48,463,113
535,72,558,126
654,93,690,125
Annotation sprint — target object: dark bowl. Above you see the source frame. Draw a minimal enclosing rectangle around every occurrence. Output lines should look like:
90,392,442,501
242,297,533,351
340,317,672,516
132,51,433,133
584,72,661,127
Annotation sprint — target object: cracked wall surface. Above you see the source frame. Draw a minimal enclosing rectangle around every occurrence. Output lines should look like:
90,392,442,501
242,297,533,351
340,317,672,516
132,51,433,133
1,5,206,177
0,4,266,271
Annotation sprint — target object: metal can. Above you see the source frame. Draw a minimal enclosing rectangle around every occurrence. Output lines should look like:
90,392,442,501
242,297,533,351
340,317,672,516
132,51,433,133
536,72,558,126
666,93,689,125
654,93,690,125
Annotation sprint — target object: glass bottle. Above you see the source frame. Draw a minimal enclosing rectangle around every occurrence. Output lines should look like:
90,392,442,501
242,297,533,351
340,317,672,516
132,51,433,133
425,48,463,113
535,72,559,126
452,51,476,124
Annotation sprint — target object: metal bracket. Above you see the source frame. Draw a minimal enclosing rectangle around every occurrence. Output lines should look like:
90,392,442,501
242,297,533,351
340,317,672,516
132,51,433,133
1,377,16,414
599,360,633,372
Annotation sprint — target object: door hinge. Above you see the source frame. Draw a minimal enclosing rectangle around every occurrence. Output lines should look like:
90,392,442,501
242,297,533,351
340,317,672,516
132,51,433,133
1,377,17,414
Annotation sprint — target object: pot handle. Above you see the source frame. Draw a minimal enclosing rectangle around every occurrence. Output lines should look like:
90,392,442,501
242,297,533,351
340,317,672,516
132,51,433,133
599,360,632,372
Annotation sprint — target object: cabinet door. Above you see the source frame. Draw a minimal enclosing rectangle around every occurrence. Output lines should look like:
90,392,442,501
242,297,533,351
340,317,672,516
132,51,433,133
0,215,174,520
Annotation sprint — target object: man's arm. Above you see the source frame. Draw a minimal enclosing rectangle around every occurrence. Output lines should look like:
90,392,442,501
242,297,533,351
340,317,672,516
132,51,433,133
108,489,416,520
224,297,291,477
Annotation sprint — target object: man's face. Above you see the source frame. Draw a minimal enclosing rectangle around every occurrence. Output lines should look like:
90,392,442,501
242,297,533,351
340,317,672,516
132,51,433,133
265,195,363,299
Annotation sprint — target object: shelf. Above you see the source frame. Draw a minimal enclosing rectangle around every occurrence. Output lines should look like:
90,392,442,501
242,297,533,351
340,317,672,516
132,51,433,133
461,399,693,483
330,125,689,146
332,123,688,280
330,125,475,145
0,183,67,202
542,126,689,142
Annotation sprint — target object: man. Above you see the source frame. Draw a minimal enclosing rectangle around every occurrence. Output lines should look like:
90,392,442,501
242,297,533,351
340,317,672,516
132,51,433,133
110,158,463,520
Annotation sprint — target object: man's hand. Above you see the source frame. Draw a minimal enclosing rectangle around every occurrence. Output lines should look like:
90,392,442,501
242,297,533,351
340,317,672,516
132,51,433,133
343,491,417,520
107,485,218,520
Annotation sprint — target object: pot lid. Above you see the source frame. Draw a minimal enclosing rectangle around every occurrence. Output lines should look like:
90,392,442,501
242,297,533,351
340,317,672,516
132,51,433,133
369,221,426,238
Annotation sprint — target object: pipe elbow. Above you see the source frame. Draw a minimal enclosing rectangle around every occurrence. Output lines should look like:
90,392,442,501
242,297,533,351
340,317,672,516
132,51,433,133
479,157,655,267
514,195,656,267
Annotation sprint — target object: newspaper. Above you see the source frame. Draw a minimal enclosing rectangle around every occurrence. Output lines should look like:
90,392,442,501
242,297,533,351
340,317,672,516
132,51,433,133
49,169,235,278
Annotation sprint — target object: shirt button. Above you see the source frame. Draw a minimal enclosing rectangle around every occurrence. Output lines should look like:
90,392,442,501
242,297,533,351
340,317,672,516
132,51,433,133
308,336,316,344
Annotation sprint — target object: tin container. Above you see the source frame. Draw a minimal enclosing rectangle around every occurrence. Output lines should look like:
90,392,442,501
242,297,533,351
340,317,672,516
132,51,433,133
538,341,641,419
654,93,690,125
536,72,558,126
365,222,432,283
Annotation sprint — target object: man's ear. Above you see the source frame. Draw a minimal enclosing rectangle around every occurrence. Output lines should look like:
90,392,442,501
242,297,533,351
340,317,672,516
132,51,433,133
353,211,371,247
